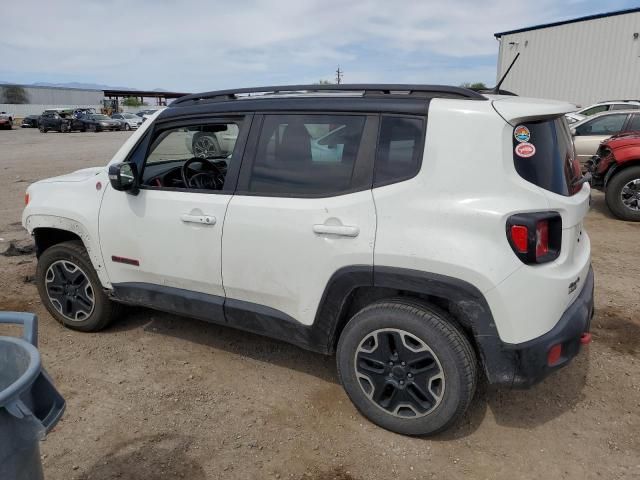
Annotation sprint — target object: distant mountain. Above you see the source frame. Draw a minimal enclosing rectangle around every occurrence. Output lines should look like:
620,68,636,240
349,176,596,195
0,81,172,92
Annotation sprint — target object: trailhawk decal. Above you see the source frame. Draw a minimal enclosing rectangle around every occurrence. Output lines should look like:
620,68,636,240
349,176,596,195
514,125,531,143
515,142,536,158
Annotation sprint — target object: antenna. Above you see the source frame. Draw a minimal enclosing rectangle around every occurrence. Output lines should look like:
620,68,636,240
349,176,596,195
492,53,520,94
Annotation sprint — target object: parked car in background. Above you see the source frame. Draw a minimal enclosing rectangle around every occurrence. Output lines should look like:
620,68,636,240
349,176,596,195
575,100,640,117
78,114,123,132
0,111,13,130
566,100,640,125
39,110,84,133
111,112,142,130
588,132,640,221
135,109,162,122
21,115,40,128
571,110,640,163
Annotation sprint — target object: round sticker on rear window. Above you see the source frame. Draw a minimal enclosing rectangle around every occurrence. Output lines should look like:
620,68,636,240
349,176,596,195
514,125,531,143
515,142,536,158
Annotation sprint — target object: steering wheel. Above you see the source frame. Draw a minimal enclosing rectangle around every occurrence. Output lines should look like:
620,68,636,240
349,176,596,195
181,158,225,190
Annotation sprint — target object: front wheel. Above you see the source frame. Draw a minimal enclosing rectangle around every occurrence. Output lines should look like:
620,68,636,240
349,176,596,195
337,299,477,436
39,125,47,133
36,241,121,332
124,123,131,131
605,165,640,221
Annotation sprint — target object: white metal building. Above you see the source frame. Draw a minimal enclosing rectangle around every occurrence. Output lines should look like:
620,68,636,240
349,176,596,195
495,7,640,107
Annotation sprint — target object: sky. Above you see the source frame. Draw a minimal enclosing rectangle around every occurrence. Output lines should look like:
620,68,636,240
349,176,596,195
1,0,639,92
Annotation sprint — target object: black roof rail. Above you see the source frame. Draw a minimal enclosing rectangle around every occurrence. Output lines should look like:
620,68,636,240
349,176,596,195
171,84,486,106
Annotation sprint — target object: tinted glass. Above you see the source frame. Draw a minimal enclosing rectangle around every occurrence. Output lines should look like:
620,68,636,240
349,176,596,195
513,118,581,196
576,114,626,136
375,116,424,185
627,114,640,132
248,114,365,195
611,103,639,110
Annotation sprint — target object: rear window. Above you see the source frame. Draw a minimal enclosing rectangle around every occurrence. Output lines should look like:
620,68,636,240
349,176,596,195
512,118,581,196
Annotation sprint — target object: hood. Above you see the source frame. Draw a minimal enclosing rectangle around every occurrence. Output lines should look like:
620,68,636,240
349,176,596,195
38,167,105,183
604,131,640,150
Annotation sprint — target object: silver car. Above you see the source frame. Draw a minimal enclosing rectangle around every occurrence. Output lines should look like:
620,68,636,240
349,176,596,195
111,113,142,131
571,110,640,163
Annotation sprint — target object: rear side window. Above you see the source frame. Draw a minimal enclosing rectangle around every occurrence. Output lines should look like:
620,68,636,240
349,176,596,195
513,118,581,196
374,116,424,186
627,114,640,132
248,114,365,196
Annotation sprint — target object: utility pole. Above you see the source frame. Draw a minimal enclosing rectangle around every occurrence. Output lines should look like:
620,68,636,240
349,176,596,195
335,66,343,84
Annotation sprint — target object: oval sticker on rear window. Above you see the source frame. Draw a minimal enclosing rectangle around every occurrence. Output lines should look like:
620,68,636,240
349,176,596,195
515,142,536,158
514,125,531,142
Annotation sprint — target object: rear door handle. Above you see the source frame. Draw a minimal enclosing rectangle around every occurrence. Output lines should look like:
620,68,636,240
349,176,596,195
312,224,360,237
181,214,216,225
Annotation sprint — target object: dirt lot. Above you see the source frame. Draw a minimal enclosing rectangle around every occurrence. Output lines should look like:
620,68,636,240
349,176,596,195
0,127,638,480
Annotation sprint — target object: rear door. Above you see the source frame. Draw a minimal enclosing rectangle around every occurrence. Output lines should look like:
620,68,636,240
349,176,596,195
221,113,378,328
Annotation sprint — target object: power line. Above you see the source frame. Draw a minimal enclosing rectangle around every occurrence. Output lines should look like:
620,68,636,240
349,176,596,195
335,66,343,84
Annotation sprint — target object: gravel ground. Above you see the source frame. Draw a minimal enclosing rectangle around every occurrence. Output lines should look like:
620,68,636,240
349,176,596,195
0,127,638,480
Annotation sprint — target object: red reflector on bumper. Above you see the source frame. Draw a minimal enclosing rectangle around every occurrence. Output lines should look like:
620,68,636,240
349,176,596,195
547,344,563,366
580,332,592,345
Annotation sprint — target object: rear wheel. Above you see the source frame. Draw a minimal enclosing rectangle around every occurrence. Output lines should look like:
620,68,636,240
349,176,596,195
36,241,121,332
606,165,640,221
337,299,477,436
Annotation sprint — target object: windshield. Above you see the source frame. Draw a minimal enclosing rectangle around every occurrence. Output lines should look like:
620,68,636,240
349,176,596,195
512,118,582,196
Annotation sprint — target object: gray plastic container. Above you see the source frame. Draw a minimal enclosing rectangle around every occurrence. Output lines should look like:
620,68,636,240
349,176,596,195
0,312,65,480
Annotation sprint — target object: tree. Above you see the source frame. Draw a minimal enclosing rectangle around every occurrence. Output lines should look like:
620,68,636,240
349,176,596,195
121,96,146,107
1,85,29,104
316,79,334,85
459,82,487,90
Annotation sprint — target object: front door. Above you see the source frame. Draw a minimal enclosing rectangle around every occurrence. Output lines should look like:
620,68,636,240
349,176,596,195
99,115,250,313
222,113,378,328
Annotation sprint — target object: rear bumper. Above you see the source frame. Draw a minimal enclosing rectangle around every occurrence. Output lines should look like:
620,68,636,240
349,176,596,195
506,265,594,387
483,265,594,388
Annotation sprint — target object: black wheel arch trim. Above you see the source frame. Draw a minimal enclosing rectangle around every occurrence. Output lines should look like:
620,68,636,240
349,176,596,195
109,266,519,385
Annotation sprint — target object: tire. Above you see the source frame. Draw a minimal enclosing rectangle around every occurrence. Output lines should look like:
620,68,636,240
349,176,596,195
124,123,131,131
39,125,47,133
192,133,222,159
36,241,121,332
605,165,640,221
336,299,477,436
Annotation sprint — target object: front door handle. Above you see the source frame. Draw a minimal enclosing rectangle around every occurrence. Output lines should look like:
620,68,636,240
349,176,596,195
313,224,360,237
181,214,216,225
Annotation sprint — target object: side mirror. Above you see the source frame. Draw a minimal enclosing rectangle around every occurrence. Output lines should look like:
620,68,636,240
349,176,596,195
108,162,139,195
570,127,577,136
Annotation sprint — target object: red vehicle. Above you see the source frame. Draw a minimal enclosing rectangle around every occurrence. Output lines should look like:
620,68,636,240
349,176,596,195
588,132,640,221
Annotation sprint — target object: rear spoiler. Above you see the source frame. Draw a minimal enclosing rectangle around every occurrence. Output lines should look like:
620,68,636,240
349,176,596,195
491,97,577,126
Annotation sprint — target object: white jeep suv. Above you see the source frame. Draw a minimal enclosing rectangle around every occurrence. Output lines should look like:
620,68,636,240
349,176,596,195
22,84,594,435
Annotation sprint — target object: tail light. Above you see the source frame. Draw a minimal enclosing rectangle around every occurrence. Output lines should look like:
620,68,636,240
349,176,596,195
506,212,562,264
24,192,30,206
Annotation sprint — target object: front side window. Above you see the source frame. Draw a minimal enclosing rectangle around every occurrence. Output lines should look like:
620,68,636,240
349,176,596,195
374,116,424,186
575,114,627,136
140,121,241,191
248,114,365,196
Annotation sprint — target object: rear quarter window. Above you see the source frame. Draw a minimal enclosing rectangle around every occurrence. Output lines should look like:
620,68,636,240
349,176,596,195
513,118,581,196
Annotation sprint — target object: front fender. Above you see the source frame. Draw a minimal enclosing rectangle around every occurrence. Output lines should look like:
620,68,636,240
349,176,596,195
24,215,111,288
